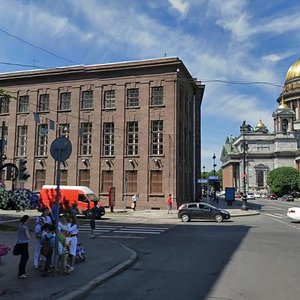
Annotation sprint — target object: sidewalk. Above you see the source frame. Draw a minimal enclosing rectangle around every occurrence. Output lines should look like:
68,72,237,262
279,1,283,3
0,230,137,300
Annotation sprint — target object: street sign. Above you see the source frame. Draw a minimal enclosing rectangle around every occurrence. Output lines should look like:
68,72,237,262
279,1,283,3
209,175,219,180
50,137,72,162
198,179,208,183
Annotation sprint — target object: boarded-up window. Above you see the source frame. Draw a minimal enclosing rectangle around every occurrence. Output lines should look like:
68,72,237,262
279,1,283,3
79,170,90,187
150,170,162,193
35,170,46,190
102,171,113,193
126,170,137,193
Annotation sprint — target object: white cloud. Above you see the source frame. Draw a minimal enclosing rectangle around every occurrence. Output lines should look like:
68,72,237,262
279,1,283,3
262,51,295,63
168,0,189,16
259,12,300,35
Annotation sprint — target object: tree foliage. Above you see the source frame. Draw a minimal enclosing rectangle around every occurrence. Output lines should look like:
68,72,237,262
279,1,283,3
267,167,299,195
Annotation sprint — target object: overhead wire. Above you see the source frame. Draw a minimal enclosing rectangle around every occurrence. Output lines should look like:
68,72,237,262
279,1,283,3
0,27,79,65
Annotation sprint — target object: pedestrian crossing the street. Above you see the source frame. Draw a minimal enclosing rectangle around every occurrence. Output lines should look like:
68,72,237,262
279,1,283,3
78,223,169,238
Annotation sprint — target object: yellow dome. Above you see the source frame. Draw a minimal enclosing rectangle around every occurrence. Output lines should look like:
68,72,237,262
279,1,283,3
256,119,266,128
285,58,300,82
278,98,289,109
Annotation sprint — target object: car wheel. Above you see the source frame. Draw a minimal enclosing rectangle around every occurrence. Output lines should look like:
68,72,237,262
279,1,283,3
181,214,190,222
215,214,223,223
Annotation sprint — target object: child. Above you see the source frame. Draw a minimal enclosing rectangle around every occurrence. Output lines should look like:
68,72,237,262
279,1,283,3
40,223,54,274
57,226,70,274
33,217,44,269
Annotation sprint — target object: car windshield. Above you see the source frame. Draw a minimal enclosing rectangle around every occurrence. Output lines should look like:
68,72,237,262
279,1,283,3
87,193,98,201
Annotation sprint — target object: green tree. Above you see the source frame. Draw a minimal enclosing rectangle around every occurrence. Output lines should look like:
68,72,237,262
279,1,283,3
267,167,299,195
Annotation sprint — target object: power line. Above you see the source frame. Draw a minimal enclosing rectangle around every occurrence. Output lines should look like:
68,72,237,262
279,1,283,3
0,27,79,65
0,61,44,69
201,79,283,88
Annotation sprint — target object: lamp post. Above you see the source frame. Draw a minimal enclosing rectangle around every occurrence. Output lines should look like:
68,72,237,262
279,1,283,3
202,165,206,198
212,153,217,202
212,153,217,176
240,121,249,211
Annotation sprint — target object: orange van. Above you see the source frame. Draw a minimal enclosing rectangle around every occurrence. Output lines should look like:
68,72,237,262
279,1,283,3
39,185,105,218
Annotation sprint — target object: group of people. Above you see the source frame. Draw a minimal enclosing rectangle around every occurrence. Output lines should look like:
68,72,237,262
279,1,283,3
16,207,79,279
131,193,174,214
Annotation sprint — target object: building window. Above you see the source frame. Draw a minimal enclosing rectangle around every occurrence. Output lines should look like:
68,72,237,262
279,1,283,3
101,170,113,193
150,170,163,193
151,120,164,155
60,170,68,186
103,123,114,156
256,170,264,188
282,119,288,133
127,121,138,155
35,170,46,190
151,86,164,106
81,91,93,110
0,95,9,114
80,122,92,155
126,170,137,193
59,92,71,111
127,88,139,107
0,125,8,155
79,170,90,187
38,94,49,112
37,124,48,156
18,95,29,113
16,125,28,157
104,90,116,109
59,123,70,138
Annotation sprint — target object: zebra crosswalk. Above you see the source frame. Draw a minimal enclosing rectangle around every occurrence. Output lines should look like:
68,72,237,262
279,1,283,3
264,213,286,219
78,223,169,238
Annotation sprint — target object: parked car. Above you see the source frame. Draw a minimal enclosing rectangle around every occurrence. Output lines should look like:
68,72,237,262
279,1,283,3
178,202,230,223
254,192,262,198
267,194,278,200
281,194,294,202
287,207,300,221
216,191,225,197
247,192,256,200
235,193,242,198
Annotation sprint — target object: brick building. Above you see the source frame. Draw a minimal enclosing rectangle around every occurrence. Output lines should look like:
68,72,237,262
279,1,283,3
0,57,205,209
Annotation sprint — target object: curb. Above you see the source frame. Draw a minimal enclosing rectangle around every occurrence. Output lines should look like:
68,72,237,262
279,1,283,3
230,211,260,217
57,242,138,300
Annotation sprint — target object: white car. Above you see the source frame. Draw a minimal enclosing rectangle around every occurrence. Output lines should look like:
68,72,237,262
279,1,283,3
247,192,256,200
216,191,225,197
287,207,300,221
254,192,262,198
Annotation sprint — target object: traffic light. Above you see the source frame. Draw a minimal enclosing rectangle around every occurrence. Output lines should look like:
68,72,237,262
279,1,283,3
18,158,30,181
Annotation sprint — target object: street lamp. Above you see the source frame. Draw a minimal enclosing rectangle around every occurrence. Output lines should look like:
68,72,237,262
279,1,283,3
212,153,217,176
240,120,249,211
202,165,206,199
212,153,217,202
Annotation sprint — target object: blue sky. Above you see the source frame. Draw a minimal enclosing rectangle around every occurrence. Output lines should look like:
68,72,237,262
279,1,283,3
0,0,299,171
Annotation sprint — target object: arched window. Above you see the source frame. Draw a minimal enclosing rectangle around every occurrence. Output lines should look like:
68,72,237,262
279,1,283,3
282,119,288,133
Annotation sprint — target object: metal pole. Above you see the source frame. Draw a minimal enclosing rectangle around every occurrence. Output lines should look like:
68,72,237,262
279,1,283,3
241,122,249,211
124,173,127,211
53,158,61,273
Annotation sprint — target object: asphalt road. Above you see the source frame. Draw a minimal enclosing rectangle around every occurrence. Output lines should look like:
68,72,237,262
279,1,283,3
85,198,300,300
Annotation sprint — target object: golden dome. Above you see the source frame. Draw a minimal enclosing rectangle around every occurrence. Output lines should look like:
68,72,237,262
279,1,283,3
285,58,300,82
256,119,266,128
278,98,289,109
